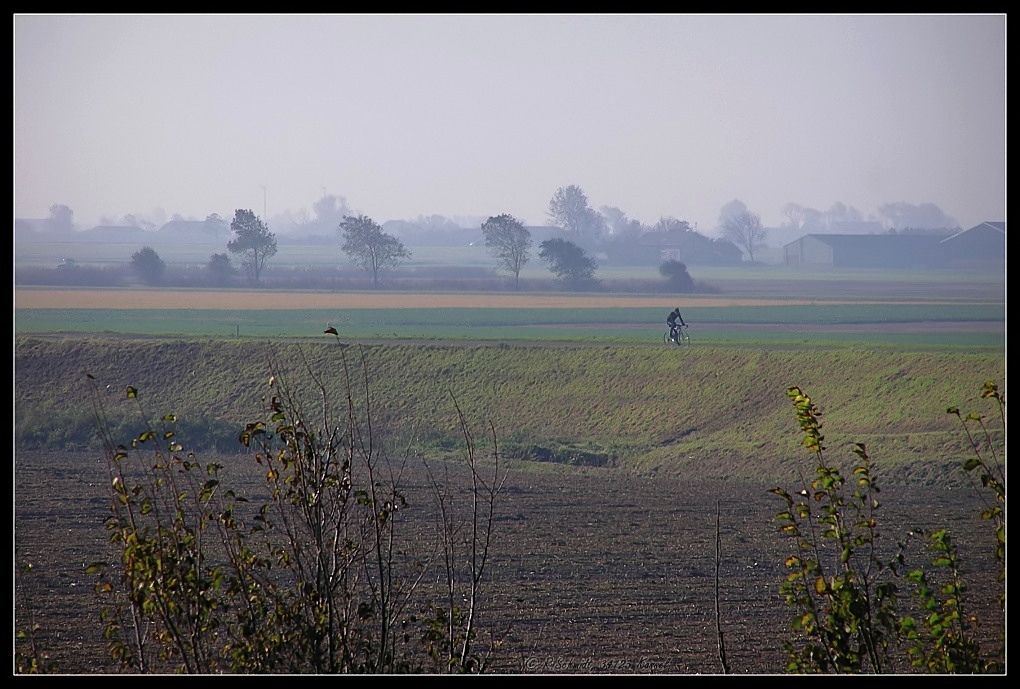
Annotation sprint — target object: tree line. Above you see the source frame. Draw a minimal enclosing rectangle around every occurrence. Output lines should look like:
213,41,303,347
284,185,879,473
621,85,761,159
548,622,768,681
122,185,759,291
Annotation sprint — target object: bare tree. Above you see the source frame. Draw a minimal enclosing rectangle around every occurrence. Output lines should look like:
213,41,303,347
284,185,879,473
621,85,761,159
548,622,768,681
716,199,749,231
721,211,767,263
877,202,959,231
547,185,606,247
781,203,825,233
480,214,532,289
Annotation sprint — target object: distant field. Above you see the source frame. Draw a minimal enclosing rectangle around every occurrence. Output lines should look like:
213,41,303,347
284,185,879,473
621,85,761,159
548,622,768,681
14,286,1006,349
13,288,875,310
13,252,1006,349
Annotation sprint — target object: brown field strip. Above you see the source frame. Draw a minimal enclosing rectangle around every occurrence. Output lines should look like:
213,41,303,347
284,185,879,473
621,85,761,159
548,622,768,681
15,288,880,310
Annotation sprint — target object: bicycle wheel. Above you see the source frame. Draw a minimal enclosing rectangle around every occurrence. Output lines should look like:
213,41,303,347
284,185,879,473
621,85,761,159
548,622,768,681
679,329,691,346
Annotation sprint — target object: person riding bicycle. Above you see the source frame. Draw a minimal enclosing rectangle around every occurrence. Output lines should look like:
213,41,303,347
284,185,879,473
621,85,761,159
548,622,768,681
666,307,687,342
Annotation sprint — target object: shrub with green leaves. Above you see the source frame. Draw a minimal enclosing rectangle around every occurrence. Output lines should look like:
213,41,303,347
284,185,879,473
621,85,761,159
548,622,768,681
772,382,1005,674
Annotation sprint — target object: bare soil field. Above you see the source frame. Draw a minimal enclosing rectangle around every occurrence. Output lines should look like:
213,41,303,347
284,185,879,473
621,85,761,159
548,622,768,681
15,451,1003,675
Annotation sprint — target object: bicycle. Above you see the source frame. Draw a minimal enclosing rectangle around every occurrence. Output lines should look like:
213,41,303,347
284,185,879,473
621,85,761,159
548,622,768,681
663,323,690,346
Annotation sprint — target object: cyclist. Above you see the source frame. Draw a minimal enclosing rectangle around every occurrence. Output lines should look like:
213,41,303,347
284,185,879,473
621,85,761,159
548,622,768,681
666,307,687,343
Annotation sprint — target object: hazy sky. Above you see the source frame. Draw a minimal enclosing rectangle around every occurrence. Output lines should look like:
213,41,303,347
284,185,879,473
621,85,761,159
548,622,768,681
14,13,1006,233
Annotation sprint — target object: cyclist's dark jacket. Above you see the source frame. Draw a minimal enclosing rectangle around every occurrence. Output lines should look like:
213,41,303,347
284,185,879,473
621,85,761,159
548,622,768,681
667,311,685,328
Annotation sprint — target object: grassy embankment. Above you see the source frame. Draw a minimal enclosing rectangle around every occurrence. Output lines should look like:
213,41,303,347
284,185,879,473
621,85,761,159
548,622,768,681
15,337,1003,486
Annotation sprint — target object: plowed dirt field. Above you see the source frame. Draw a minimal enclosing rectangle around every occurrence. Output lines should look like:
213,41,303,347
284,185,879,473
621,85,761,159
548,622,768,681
15,451,1003,675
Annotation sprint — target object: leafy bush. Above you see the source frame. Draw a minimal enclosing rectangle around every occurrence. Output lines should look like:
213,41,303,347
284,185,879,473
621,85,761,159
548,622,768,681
772,381,1005,673
659,259,695,292
130,246,166,285
206,253,238,286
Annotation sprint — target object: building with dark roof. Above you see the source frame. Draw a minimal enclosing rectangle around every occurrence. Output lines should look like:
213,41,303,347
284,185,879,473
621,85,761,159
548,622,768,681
783,222,1004,270
938,222,1005,269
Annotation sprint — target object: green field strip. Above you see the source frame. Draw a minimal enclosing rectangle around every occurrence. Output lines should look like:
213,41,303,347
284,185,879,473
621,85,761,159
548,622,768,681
14,303,1005,328
13,306,1004,351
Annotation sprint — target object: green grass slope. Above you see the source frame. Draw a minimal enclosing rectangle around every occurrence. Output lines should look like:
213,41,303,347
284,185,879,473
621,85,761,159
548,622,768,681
14,337,1003,486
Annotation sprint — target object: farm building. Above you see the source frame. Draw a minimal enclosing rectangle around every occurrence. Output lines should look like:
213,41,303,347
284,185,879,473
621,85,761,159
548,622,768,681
783,222,1005,269
74,225,153,243
937,221,1005,269
627,230,743,266
154,219,231,244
